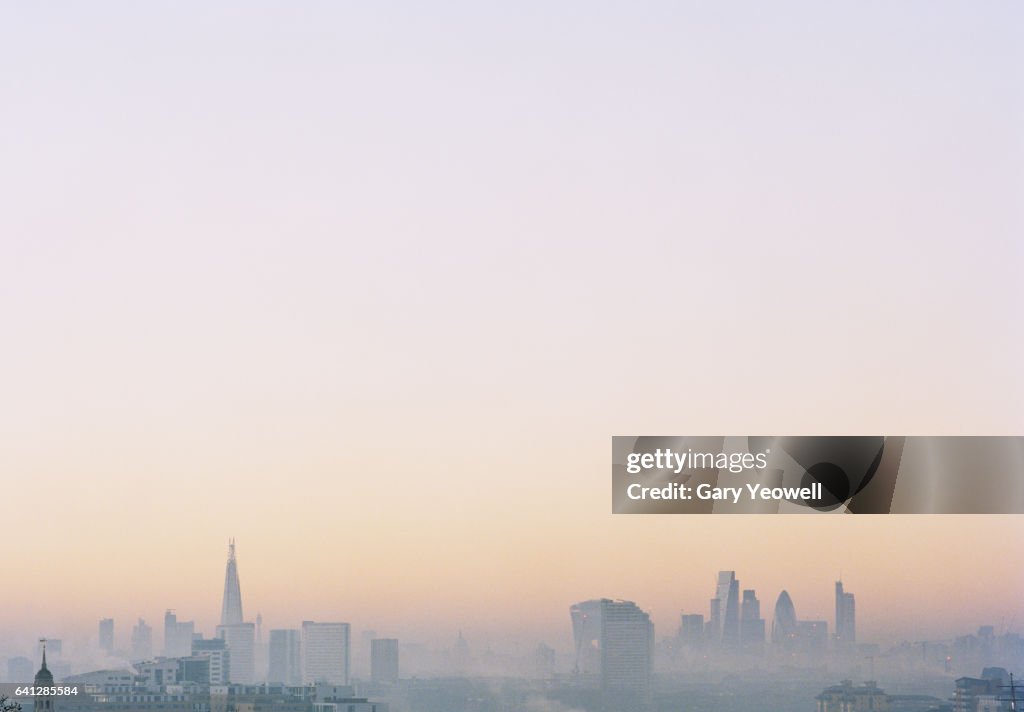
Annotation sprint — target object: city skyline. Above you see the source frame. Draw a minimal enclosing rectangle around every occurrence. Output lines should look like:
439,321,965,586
3,533,1019,661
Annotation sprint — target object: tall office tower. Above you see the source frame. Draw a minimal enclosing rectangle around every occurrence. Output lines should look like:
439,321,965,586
268,629,301,685
570,599,653,694
707,598,720,641
712,571,740,646
192,637,231,684
679,614,705,647
98,618,115,654
131,618,153,661
771,591,799,647
221,539,244,626
163,611,177,656
834,581,856,648
370,639,399,684
740,590,766,647
216,623,255,683
301,622,350,685
163,611,195,658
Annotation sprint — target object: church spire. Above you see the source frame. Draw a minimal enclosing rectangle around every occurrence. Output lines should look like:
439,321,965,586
35,639,54,688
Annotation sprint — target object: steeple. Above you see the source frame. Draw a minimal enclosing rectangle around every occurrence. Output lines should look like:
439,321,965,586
35,639,54,687
220,538,244,626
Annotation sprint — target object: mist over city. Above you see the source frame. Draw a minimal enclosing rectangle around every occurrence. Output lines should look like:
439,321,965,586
2,538,1021,712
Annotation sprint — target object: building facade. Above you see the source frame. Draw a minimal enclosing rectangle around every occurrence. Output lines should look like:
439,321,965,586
268,630,302,686
570,599,653,694
301,622,350,685
370,639,399,684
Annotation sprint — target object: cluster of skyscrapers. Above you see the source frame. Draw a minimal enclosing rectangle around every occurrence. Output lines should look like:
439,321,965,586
676,571,857,656
677,571,768,651
565,572,860,699
91,541,399,687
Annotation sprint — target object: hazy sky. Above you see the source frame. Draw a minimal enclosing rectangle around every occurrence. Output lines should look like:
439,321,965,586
1,3,1022,656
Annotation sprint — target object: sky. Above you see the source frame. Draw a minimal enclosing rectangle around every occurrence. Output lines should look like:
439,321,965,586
1,2,1022,657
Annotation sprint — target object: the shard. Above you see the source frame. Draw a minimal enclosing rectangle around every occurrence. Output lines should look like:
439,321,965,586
221,538,244,625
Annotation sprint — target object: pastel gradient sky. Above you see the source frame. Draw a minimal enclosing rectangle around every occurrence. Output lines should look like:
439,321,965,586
1,2,1022,654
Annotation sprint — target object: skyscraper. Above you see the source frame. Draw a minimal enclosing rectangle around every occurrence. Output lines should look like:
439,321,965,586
221,539,244,626
679,614,705,647
712,571,740,646
370,638,399,684
740,589,765,647
163,611,195,658
214,539,255,682
131,618,153,661
570,599,653,694
216,624,255,683
301,621,350,685
268,629,301,685
98,618,114,654
771,590,799,647
834,580,856,649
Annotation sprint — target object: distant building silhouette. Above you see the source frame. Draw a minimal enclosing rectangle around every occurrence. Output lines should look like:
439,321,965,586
302,621,350,685
255,612,266,681
679,613,705,647
771,590,828,655
834,580,856,649
740,589,766,648
532,643,556,679
216,540,255,683
268,629,302,685
710,571,740,646
131,618,153,661
216,624,255,683
370,638,399,684
98,619,114,654
163,611,195,658
221,539,244,626
772,590,799,647
570,598,653,694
